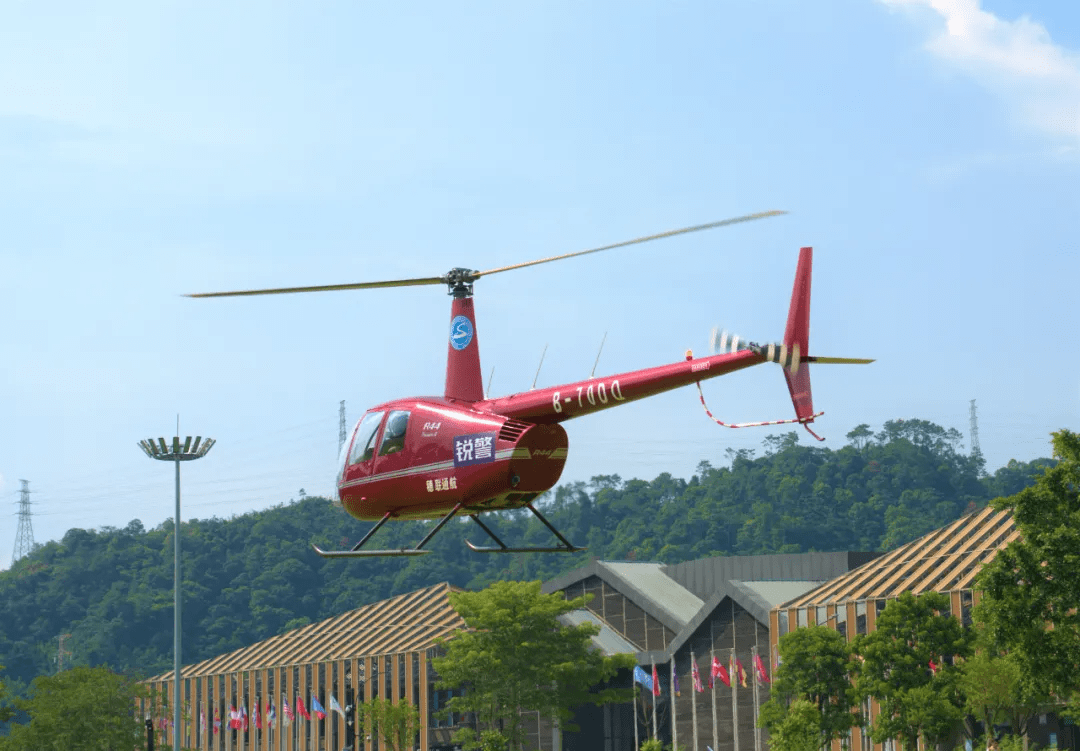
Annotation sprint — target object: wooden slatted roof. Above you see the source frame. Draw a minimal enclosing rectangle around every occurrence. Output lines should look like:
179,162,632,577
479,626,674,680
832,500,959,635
778,506,1017,609
148,582,464,682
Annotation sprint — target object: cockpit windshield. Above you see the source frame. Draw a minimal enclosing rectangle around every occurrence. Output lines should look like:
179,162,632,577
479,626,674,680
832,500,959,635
336,418,361,486
348,411,385,465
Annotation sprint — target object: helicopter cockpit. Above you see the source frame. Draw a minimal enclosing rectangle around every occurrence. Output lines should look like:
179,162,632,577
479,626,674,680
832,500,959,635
378,410,409,455
336,409,414,487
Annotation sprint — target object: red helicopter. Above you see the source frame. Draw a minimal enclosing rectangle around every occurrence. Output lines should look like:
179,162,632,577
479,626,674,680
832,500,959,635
190,211,872,556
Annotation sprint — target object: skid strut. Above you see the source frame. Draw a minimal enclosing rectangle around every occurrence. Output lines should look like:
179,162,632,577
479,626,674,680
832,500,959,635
466,502,586,554
313,503,465,558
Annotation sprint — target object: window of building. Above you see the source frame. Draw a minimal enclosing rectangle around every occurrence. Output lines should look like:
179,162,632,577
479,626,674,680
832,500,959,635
856,602,867,635
961,590,974,627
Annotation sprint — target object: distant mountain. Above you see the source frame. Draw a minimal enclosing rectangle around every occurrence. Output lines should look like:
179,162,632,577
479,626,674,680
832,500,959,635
0,419,1052,694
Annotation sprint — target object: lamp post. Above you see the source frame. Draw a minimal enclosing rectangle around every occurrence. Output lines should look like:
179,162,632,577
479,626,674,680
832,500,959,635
139,434,215,751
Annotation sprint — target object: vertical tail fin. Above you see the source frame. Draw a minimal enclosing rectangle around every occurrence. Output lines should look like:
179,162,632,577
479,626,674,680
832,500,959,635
782,247,819,437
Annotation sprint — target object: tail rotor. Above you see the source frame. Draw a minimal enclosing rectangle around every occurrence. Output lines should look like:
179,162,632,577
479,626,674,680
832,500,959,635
704,247,873,440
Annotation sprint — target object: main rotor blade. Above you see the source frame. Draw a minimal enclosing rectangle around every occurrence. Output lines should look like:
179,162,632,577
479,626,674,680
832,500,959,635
186,276,445,298
473,210,787,279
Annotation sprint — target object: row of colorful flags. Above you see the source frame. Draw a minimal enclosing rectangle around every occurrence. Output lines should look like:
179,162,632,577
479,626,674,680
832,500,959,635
159,693,347,734
634,653,771,697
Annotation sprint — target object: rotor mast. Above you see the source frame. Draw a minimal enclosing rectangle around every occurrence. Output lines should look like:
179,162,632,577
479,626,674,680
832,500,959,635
444,268,484,402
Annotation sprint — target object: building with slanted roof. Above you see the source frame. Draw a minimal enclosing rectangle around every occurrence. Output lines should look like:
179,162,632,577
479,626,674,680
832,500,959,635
139,552,880,751
771,506,1079,750
142,582,467,751
543,552,878,751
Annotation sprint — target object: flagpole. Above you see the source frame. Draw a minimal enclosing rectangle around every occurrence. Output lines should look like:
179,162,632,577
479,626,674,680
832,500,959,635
710,648,719,751
670,660,678,751
691,651,699,751
752,646,762,751
652,661,658,742
731,649,739,751
633,673,640,751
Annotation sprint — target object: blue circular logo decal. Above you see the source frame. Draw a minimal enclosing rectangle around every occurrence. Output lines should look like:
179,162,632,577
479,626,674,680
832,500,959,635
450,315,474,350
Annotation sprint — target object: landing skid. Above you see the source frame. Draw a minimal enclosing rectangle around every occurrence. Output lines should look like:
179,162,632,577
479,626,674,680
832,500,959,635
314,501,585,557
466,502,586,554
313,504,464,558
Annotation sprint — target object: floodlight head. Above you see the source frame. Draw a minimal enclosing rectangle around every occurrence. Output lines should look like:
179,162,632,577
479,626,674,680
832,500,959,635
138,436,215,461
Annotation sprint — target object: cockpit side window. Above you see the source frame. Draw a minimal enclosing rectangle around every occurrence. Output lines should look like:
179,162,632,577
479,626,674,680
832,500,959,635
349,411,385,465
378,410,410,456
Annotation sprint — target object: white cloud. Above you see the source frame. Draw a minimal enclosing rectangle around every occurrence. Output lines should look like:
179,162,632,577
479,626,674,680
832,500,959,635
881,0,1080,140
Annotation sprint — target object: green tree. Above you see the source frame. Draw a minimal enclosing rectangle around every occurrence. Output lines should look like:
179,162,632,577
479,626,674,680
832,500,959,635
360,696,421,751
0,666,13,724
432,580,634,751
853,591,972,750
976,429,1080,705
764,698,828,751
758,626,858,745
958,648,1042,744
0,665,147,751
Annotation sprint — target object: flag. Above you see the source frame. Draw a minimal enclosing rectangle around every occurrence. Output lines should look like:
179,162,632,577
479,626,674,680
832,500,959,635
633,666,654,693
213,709,221,733
710,657,730,688
329,695,345,717
229,705,242,729
692,660,704,693
282,694,293,727
735,658,748,688
253,701,261,729
754,652,771,684
241,703,249,731
267,699,276,727
311,696,326,720
673,670,680,697
297,696,311,721
651,663,661,697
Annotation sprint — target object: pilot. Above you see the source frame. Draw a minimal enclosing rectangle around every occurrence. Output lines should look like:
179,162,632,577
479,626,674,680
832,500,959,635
380,412,408,455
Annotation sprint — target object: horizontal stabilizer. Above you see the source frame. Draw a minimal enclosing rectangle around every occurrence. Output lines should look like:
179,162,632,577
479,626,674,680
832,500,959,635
805,356,875,365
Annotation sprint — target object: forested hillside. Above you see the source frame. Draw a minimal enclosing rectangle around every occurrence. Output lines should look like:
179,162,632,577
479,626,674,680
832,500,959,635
0,419,1051,696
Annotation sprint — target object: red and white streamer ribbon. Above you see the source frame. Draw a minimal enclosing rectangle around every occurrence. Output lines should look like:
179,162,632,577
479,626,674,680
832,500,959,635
695,382,825,441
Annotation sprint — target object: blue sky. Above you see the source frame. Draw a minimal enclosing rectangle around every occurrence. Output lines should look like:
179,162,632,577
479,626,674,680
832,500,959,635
1,0,1077,556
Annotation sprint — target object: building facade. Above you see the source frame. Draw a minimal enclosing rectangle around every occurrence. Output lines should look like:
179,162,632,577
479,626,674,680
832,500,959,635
142,582,466,751
770,505,1079,750
544,552,878,751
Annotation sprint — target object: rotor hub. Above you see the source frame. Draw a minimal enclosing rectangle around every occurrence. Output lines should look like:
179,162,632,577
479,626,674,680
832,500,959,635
444,268,478,298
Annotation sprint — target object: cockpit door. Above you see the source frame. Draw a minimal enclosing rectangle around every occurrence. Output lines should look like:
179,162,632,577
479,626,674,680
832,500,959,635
373,410,411,476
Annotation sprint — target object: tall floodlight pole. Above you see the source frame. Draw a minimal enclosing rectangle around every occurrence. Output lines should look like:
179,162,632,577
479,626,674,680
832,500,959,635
139,434,215,751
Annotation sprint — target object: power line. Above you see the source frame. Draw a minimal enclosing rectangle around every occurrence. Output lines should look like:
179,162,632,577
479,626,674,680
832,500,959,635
12,479,35,565
969,399,982,460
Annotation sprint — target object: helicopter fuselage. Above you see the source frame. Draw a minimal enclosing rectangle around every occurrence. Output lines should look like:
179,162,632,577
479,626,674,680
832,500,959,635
337,348,763,520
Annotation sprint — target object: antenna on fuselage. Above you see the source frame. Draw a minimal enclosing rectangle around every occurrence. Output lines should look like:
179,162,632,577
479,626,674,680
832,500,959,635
530,344,548,390
589,331,607,379
485,367,495,399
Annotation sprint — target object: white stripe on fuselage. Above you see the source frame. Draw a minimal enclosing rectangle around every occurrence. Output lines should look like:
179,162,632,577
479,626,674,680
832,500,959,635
339,448,516,489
